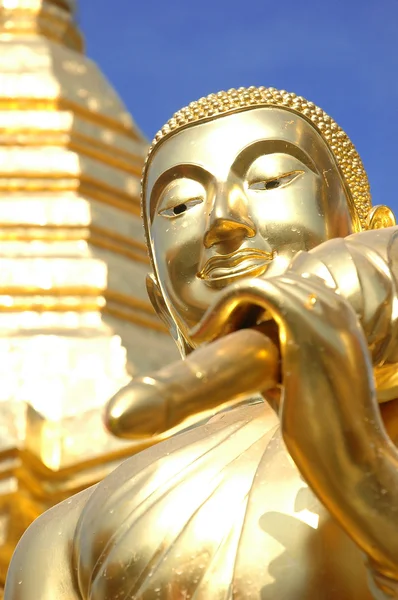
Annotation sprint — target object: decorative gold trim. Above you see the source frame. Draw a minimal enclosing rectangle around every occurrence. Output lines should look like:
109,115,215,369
0,287,156,312
69,137,143,178
0,27,83,53
59,100,138,140
0,448,19,481
81,181,141,216
0,302,165,324
104,290,155,316
90,235,149,264
1,14,84,53
90,225,147,254
0,299,103,312
104,306,167,333
81,180,141,215
0,99,140,142
0,302,165,328
0,173,141,216
82,174,139,206
0,129,144,178
0,287,165,330
51,0,74,12
18,445,150,480
0,224,148,260
0,286,103,296
0,225,88,241
0,448,18,462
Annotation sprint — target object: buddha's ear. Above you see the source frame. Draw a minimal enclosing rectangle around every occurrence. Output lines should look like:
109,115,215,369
146,273,193,358
366,205,396,230
146,272,172,330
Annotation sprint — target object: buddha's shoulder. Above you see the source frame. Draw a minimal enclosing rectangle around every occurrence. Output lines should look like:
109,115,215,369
5,486,94,600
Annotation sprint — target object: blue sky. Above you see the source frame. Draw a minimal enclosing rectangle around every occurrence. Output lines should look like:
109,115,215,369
79,1,398,213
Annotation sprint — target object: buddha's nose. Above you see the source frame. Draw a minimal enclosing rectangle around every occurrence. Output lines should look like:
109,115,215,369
204,182,255,252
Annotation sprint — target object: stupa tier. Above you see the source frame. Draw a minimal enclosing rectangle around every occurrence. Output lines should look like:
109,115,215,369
0,0,177,588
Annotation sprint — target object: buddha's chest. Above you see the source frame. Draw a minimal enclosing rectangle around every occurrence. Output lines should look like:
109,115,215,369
228,425,374,599
75,406,377,599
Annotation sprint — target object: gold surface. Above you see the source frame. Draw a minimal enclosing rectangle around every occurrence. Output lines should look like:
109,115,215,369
0,224,149,263
103,308,167,333
0,99,140,140
5,86,398,600
144,104,362,346
0,0,177,587
0,0,83,52
0,127,145,176
0,443,160,586
106,329,279,438
146,86,370,227
0,175,141,214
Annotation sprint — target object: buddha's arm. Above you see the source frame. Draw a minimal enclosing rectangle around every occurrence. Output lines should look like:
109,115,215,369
195,275,398,596
187,226,398,595
266,274,398,589
284,227,398,593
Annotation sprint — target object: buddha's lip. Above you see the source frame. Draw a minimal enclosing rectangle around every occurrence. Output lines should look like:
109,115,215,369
197,248,276,281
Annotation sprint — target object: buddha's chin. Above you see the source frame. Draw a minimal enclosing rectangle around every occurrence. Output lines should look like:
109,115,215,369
261,253,292,278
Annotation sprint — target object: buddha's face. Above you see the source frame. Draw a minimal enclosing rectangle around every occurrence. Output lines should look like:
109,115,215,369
144,107,356,345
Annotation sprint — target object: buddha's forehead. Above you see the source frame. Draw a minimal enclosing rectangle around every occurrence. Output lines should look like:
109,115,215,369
145,106,331,198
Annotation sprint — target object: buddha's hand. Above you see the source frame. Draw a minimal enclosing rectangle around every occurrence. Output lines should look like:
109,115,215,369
191,272,398,593
262,272,398,596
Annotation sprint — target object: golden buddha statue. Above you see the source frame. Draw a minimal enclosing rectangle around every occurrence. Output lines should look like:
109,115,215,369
5,86,398,600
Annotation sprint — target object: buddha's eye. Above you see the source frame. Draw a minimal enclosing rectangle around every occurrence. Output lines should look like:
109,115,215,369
248,170,303,191
159,197,203,218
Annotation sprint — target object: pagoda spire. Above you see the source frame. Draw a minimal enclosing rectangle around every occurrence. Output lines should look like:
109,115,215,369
0,0,83,51
0,1,176,591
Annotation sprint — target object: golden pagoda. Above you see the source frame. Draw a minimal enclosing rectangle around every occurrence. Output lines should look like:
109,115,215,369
0,0,177,590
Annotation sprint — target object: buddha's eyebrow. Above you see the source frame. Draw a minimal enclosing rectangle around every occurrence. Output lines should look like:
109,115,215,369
232,140,317,175
149,164,211,221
